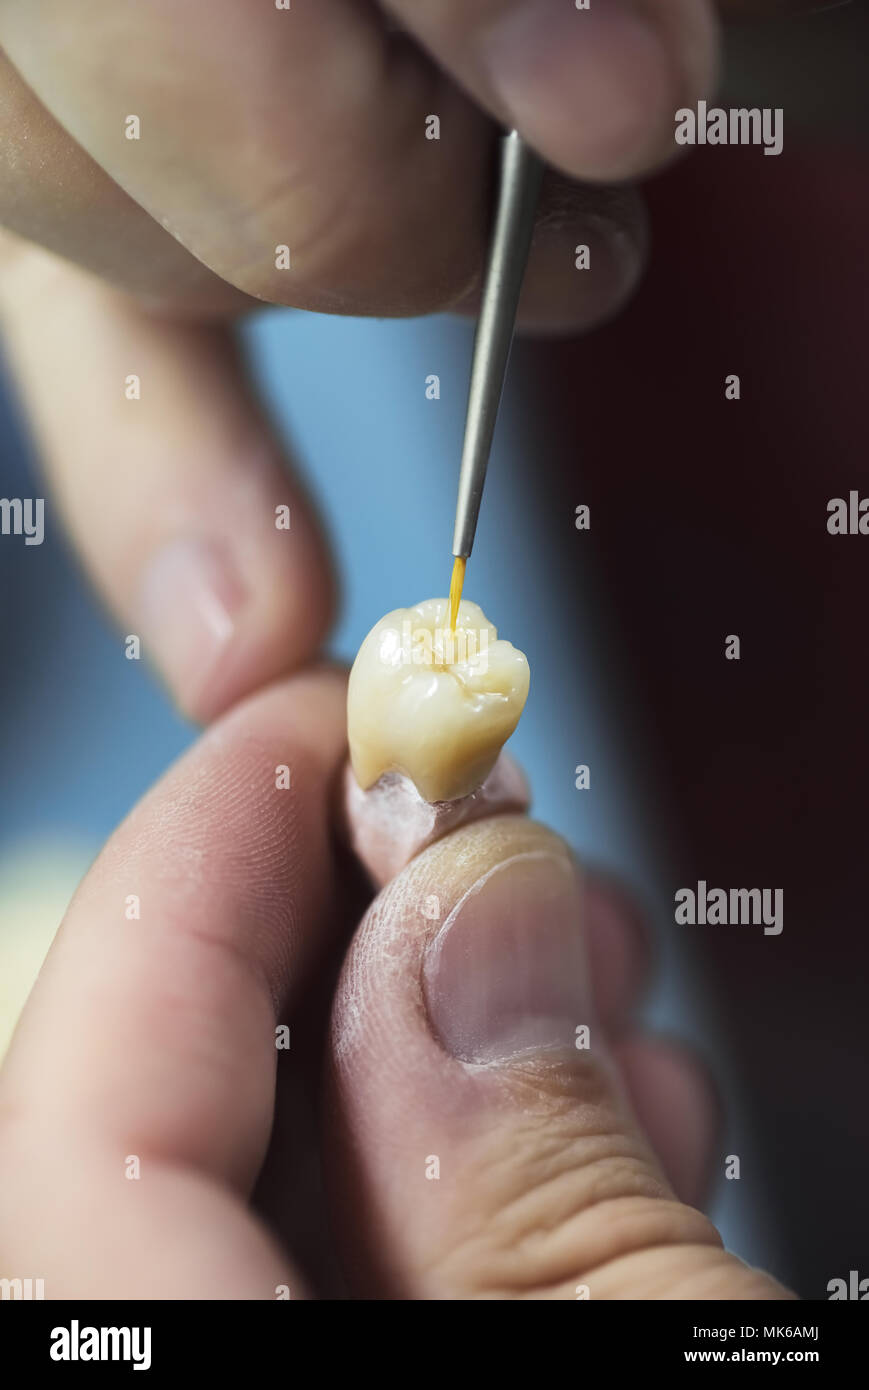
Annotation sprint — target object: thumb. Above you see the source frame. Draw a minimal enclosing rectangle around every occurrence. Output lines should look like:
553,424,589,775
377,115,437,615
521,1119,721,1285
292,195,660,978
326,816,793,1300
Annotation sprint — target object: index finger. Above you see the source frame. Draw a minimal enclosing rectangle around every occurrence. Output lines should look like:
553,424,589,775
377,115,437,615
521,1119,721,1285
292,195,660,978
0,668,348,1298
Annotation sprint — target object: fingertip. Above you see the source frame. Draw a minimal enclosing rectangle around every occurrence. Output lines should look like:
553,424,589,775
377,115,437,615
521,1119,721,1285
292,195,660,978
0,247,337,727
478,0,718,182
519,183,648,335
150,487,337,726
449,176,648,336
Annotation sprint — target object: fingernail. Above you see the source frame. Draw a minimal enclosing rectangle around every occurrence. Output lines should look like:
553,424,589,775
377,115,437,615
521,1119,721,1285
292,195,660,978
137,537,246,715
423,851,592,1064
519,205,645,335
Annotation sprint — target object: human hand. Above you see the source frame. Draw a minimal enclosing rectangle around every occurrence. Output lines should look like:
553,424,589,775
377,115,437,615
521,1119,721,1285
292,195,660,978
0,2,834,724
0,669,793,1299
0,0,654,725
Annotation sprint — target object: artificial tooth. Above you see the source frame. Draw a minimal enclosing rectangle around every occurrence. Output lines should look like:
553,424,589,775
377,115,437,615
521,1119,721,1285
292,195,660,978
347,597,530,803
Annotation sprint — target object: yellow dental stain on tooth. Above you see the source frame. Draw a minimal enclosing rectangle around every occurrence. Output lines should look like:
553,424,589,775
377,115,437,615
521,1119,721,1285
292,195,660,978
348,597,529,803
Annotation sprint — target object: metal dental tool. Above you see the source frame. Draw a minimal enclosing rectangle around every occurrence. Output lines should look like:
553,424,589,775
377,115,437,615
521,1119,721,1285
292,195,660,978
448,130,544,628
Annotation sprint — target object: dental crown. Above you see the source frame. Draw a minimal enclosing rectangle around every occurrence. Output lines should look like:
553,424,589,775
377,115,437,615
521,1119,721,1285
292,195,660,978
347,597,530,803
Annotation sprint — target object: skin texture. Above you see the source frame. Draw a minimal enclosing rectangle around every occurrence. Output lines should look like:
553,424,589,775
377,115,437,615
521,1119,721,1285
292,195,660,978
328,814,787,1299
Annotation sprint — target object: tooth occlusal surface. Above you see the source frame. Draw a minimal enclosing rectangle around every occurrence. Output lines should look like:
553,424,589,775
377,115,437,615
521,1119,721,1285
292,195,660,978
347,597,530,803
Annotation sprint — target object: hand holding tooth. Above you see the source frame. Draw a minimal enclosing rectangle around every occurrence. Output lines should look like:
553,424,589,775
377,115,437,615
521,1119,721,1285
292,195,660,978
0,668,796,1301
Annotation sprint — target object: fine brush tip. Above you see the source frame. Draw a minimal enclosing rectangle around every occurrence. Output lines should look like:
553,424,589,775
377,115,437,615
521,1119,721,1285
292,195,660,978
448,555,466,632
